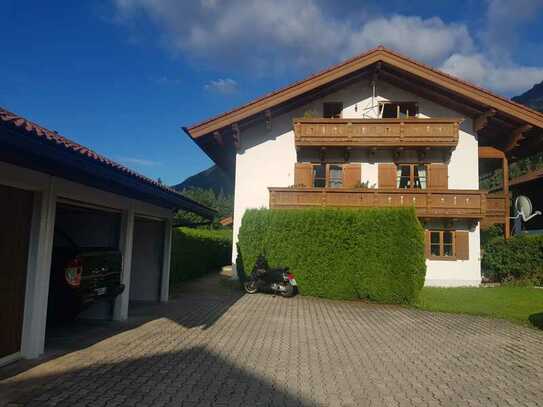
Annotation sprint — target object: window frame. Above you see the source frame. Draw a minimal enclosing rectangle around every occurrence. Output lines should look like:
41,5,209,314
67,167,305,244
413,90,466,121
379,101,419,119
311,163,344,188
396,163,428,190
428,230,456,260
323,102,343,118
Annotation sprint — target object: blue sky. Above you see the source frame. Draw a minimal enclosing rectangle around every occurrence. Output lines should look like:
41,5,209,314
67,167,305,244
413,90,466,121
1,0,543,185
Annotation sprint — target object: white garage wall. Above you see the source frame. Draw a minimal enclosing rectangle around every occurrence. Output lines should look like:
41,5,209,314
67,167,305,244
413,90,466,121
0,161,174,359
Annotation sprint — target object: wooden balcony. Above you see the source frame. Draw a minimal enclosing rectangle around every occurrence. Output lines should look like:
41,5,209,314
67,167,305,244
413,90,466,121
294,118,460,149
481,193,508,228
269,187,495,219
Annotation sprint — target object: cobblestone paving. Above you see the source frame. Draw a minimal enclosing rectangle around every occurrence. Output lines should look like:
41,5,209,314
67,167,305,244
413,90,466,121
1,275,543,406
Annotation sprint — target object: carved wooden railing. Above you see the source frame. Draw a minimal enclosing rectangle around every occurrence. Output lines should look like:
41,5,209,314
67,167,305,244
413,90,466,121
480,192,508,228
269,187,496,219
294,118,460,148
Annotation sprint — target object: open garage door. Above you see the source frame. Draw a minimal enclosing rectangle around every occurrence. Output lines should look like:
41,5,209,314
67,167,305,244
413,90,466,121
0,185,33,361
47,203,122,326
130,217,165,303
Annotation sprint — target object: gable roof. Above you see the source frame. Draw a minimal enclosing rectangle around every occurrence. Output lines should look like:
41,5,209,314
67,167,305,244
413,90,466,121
186,46,543,140
0,107,215,217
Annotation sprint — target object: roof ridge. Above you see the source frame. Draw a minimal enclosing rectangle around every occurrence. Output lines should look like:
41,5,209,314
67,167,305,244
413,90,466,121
186,46,543,133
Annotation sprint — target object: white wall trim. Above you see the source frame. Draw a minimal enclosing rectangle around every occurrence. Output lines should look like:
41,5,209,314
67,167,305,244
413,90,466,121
113,204,135,321
160,219,173,302
20,179,57,359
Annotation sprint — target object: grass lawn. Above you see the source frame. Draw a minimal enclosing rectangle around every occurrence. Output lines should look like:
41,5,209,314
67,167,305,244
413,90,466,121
415,286,543,328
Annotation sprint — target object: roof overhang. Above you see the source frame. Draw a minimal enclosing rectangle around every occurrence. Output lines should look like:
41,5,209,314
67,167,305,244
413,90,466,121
0,114,215,219
184,47,543,171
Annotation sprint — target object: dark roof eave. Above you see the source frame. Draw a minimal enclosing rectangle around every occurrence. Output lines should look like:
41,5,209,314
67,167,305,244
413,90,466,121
0,121,215,219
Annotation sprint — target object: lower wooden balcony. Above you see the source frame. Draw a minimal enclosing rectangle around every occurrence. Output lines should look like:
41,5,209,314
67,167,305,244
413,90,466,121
269,187,503,220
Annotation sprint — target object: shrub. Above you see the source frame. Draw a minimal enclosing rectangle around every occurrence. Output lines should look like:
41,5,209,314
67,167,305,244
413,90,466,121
170,227,232,286
482,234,543,286
237,208,426,304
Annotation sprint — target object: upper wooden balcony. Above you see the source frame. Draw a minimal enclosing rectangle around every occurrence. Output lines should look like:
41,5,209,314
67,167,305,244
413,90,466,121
269,187,498,220
294,118,460,149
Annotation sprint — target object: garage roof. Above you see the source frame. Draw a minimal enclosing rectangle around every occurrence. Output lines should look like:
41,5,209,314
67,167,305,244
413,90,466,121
0,107,215,218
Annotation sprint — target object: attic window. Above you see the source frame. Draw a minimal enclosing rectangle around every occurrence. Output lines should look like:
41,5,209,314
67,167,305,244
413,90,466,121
323,102,343,118
380,102,418,118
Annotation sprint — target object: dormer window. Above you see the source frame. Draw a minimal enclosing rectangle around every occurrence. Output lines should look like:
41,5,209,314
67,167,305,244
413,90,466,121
380,102,418,118
323,102,343,118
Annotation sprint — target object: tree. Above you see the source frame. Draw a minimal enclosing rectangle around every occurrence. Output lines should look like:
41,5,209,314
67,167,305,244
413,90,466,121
176,187,233,228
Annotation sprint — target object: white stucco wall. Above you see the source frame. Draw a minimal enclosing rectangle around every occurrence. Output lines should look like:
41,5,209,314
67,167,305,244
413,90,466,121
232,77,481,286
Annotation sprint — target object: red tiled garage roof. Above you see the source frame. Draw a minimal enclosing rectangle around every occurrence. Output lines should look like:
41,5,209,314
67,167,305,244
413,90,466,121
0,107,215,217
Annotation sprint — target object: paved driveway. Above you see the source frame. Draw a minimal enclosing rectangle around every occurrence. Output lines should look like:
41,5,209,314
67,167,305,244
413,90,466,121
1,274,543,407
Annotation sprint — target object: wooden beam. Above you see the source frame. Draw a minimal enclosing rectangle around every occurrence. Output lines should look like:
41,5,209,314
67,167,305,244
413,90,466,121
231,123,240,149
503,155,510,239
478,146,505,159
380,70,482,118
504,124,533,153
213,131,224,146
473,109,496,132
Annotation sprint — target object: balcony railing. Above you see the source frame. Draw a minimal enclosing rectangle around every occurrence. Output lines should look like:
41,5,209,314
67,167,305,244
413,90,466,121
294,118,460,149
269,187,498,219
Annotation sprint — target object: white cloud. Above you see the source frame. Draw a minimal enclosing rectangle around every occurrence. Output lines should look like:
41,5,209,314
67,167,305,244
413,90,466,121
345,16,474,64
112,0,543,94
441,53,543,94
118,156,162,167
204,78,238,94
482,0,543,62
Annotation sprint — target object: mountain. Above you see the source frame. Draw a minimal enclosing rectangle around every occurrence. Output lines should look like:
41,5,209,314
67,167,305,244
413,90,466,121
172,165,234,196
512,81,543,113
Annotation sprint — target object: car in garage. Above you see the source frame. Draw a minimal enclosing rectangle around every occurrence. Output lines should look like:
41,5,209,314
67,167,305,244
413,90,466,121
47,226,124,324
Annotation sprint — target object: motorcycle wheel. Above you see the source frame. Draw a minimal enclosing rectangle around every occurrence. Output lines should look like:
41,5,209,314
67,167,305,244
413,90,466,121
243,280,258,294
280,284,295,298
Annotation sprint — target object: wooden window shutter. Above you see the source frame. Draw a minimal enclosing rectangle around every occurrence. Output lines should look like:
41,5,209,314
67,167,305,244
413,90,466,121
424,230,431,258
455,231,469,260
378,163,396,188
294,163,313,187
429,163,448,189
342,164,361,188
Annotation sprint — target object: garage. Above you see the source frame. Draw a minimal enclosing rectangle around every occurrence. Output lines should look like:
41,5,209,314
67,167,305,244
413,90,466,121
0,185,33,363
130,217,166,303
0,107,214,365
47,203,123,326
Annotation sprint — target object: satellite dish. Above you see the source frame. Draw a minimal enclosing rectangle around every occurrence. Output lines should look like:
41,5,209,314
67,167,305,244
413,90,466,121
512,195,542,235
515,195,533,218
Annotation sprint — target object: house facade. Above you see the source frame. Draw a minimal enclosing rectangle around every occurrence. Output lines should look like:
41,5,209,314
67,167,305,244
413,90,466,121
185,47,543,287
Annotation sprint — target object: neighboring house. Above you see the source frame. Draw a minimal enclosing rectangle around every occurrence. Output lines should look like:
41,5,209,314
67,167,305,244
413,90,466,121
0,107,214,365
184,47,543,287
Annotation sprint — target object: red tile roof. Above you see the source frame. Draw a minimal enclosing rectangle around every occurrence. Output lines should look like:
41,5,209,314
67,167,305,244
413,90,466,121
0,106,183,197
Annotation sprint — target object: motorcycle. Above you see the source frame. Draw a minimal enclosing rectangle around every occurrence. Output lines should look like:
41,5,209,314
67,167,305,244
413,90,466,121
243,255,297,297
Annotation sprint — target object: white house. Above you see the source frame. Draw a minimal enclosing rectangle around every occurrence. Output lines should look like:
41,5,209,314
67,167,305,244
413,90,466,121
184,47,543,287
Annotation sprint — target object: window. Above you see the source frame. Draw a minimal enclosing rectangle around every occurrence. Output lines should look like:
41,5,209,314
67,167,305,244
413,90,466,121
328,165,343,188
313,164,326,188
323,102,343,118
430,231,455,258
312,163,343,188
380,102,418,118
396,164,427,189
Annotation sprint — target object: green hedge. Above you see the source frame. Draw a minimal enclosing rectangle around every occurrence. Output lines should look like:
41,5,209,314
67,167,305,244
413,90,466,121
170,227,232,286
482,234,543,286
237,208,426,304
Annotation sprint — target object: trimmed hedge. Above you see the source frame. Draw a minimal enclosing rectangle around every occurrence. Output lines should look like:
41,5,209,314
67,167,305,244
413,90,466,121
482,234,543,286
237,208,426,304
170,227,232,286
